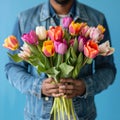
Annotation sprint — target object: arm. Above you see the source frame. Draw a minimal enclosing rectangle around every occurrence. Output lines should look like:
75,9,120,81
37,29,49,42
5,17,47,98
82,16,116,97
59,16,116,98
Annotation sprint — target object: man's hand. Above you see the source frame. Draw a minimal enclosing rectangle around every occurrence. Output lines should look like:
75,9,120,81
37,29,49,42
41,78,64,97
59,78,86,98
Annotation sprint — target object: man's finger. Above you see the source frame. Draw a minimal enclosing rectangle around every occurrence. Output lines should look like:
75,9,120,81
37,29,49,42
44,77,55,83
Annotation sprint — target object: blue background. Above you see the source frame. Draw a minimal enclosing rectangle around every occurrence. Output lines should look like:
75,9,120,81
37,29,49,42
0,0,120,120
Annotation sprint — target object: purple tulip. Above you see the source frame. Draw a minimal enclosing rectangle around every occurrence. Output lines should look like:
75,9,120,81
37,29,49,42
21,30,39,45
54,40,68,55
62,17,73,29
78,36,87,52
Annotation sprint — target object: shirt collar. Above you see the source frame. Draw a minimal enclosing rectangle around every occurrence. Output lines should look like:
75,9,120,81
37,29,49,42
40,1,89,21
49,0,76,18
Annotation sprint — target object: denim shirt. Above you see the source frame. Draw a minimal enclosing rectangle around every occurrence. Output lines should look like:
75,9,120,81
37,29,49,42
5,1,116,120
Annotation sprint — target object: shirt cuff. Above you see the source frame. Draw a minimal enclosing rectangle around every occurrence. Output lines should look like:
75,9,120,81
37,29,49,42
77,76,94,99
30,73,47,99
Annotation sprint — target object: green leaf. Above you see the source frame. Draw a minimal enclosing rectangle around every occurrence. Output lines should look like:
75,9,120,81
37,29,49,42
59,62,74,78
77,52,83,64
35,65,46,74
72,52,83,79
65,47,71,62
26,43,39,56
53,54,63,67
70,47,77,65
64,29,71,42
29,44,50,69
8,53,23,63
73,37,78,53
45,67,60,81
28,56,46,73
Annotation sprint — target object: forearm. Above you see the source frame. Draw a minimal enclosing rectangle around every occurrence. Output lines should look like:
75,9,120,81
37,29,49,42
5,62,47,98
83,67,116,97
82,54,116,97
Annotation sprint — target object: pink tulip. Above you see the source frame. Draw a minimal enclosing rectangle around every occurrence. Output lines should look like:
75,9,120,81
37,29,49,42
21,30,39,45
62,17,73,29
78,36,87,52
84,40,99,59
80,25,90,38
89,27,104,43
54,40,68,55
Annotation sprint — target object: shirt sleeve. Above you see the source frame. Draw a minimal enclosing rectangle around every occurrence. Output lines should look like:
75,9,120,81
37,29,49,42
5,17,47,99
79,15,116,98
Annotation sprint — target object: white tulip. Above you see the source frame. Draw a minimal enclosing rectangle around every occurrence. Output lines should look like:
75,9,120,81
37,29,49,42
99,40,115,56
36,26,47,40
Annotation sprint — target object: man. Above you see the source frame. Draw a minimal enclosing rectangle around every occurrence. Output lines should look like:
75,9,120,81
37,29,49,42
5,0,116,120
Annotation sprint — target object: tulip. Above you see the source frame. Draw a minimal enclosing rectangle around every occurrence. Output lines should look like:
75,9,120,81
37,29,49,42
3,35,19,50
21,30,39,45
54,40,68,55
47,26,63,42
97,25,106,34
42,40,55,57
98,41,114,56
84,40,99,59
89,27,104,43
78,36,87,52
36,26,47,40
80,25,90,38
18,43,31,60
69,21,87,36
62,17,73,29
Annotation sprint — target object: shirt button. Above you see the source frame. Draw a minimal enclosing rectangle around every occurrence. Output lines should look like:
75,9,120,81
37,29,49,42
45,97,49,101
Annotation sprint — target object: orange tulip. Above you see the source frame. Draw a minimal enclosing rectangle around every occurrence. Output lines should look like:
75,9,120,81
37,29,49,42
97,25,106,34
42,40,55,57
47,26,63,42
69,21,87,36
84,40,99,59
3,35,19,50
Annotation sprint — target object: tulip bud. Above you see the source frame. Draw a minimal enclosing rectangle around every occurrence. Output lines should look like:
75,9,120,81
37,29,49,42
98,41,114,56
54,40,68,55
21,30,39,45
42,40,55,57
78,36,87,52
18,43,31,60
36,26,47,40
69,21,87,36
3,35,19,50
89,27,104,43
47,26,63,42
84,40,99,59
62,17,73,29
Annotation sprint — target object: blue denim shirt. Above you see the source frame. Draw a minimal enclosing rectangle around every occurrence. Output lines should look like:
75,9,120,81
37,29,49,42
5,1,116,120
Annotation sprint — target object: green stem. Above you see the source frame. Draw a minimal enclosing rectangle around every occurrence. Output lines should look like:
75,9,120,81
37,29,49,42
70,100,76,120
82,57,88,66
50,57,53,67
62,97,68,115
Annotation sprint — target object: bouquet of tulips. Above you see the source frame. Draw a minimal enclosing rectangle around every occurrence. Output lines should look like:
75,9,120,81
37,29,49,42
3,17,114,120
